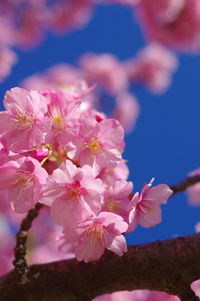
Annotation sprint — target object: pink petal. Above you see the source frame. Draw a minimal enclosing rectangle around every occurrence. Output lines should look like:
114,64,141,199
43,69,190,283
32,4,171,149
138,203,162,228
107,235,127,256
145,184,173,204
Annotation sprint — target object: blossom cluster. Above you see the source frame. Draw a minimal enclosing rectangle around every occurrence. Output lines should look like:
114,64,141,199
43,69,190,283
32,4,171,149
135,0,200,52
0,85,172,263
21,44,178,133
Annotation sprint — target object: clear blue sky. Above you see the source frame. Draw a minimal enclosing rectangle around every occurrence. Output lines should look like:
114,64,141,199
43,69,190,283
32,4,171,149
1,4,200,245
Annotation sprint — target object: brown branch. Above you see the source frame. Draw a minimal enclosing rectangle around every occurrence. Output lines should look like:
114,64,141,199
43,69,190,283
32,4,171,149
170,175,200,194
1,232,200,301
13,203,43,285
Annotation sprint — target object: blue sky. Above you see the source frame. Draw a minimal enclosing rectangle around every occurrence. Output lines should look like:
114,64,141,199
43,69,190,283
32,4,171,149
1,4,200,245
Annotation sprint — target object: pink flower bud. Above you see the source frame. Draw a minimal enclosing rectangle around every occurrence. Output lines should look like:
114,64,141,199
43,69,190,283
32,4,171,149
32,146,50,159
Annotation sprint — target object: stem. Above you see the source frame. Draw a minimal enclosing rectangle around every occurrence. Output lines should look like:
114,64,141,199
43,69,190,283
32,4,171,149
13,202,43,285
170,175,200,194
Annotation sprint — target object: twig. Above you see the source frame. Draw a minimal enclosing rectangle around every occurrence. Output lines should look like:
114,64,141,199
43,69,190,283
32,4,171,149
12,202,43,285
170,175,200,194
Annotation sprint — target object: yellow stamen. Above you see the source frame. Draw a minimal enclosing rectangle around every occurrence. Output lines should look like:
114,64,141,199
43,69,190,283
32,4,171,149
15,112,34,130
84,137,101,156
49,106,65,130
11,171,34,190
142,204,152,212
106,199,120,213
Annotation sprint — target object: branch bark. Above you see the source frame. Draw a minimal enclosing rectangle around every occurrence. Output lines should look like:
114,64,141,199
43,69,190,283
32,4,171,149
1,233,200,301
13,203,43,284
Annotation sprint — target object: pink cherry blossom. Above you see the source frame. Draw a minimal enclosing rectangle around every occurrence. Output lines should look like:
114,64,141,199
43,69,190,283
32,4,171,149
93,289,180,301
0,156,48,213
0,87,50,152
41,89,82,144
128,178,173,232
98,161,129,186
135,0,200,52
22,64,82,91
191,279,200,298
61,211,128,263
0,46,17,82
125,44,178,93
112,92,140,132
186,183,200,206
80,53,128,95
41,160,104,227
49,0,93,33
102,180,133,221
71,118,125,171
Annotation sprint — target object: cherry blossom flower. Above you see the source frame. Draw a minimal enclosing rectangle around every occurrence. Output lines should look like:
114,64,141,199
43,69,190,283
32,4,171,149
186,183,200,206
41,160,104,227
98,161,129,186
92,289,180,301
62,211,128,262
0,156,48,213
125,44,178,93
191,279,200,298
135,0,200,52
112,92,140,132
42,89,81,141
0,46,17,82
128,178,173,232
71,118,125,171
102,180,133,221
22,64,82,91
49,0,93,33
0,87,50,152
80,53,128,95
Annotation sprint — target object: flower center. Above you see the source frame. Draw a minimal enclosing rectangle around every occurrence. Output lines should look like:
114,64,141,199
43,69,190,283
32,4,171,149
85,137,101,156
87,223,104,242
11,170,35,190
105,198,120,213
49,106,65,130
66,182,83,201
140,204,152,213
15,112,34,131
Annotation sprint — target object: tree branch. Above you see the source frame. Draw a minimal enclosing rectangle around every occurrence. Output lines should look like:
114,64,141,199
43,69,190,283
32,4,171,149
170,175,200,194
1,232,200,301
12,203,43,284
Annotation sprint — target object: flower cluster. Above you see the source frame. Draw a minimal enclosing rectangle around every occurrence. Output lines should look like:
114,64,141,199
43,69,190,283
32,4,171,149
22,46,178,133
135,0,200,52
0,85,172,263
